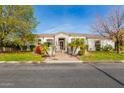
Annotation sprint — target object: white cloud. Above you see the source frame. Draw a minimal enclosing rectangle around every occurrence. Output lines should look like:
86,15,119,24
42,24,72,33
42,23,91,34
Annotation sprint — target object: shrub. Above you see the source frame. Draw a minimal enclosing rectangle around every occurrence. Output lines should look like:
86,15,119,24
41,43,49,56
22,45,27,51
78,50,85,55
120,45,124,52
34,45,41,54
102,44,113,51
30,45,35,51
78,44,88,55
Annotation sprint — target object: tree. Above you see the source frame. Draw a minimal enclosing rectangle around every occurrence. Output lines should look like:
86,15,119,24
92,7,124,53
0,5,38,51
68,38,85,55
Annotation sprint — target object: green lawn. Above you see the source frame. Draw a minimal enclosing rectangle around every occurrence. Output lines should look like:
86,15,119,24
0,52,44,62
80,51,124,61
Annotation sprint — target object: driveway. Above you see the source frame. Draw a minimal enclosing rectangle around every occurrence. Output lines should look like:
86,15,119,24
0,63,124,88
44,52,81,63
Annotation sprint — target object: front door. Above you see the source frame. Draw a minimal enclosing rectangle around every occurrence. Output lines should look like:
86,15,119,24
60,41,64,50
59,38,65,50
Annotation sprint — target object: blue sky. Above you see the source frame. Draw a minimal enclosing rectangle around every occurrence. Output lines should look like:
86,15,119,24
33,5,115,34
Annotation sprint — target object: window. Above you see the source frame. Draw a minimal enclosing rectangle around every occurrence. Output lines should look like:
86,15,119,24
46,39,54,46
95,40,101,51
38,39,41,42
38,39,42,44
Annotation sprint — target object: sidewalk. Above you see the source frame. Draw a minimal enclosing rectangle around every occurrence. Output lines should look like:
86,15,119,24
44,52,82,63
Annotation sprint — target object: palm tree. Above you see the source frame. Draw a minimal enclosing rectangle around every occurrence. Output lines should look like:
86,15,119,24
68,38,86,55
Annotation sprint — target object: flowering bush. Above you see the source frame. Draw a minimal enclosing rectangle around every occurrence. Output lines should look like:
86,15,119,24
34,45,41,54
102,44,113,51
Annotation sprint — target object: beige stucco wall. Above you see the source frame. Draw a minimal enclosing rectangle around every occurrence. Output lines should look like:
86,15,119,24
36,33,115,52
87,39,115,51
55,33,69,52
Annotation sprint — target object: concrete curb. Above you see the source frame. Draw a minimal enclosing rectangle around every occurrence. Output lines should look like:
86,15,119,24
0,60,123,64
82,60,124,63
43,61,83,63
121,60,124,62
76,56,124,63
0,61,46,64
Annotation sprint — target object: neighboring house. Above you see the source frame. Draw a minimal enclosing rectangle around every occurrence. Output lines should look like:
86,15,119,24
36,32,115,52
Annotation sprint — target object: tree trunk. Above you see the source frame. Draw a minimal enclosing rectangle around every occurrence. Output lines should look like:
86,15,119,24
2,47,5,52
116,40,120,54
26,44,30,51
0,39,3,52
20,46,23,51
74,46,78,55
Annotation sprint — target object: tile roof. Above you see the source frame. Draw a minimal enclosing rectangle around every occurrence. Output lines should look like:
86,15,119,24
36,34,54,38
35,32,109,40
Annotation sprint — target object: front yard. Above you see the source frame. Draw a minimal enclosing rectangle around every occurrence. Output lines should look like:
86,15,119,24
80,52,124,62
1,51,124,63
0,52,44,62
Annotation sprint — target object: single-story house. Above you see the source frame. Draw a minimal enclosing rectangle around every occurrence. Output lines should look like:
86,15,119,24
35,32,115,53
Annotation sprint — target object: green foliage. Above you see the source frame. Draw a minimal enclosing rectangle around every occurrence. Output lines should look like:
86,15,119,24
68,38,86,55
30,45,35,51
0,5,38,49
80,51,124,61
78,50,85,55
68,38,85,47
41,43,49,55
120,45,124,52
102,44,113,51
0,52,43,61
44,42,52,47
78,44,88,55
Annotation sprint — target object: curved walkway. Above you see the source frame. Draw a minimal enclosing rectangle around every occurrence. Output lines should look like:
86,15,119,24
44,52,82,63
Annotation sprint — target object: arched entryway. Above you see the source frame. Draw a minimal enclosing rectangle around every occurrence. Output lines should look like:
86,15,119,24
54,32,69,52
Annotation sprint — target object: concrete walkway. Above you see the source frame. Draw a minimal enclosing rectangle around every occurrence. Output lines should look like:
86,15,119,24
44,52,82,63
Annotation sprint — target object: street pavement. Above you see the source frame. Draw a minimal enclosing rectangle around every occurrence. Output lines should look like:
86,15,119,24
92,63,124,86
0,63,123,88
